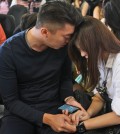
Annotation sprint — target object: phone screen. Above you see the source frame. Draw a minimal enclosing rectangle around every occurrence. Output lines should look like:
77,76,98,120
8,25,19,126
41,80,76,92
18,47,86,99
58,104,79,113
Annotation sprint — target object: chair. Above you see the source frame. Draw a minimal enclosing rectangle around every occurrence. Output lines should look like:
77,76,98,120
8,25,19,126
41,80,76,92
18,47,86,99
0,14,15,38
7,4,29,28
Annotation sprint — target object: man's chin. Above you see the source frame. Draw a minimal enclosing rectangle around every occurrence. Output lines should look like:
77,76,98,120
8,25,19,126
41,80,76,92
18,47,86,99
52,45,66,49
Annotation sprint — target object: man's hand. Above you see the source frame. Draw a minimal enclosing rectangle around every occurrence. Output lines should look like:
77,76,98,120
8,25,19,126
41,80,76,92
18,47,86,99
43,113,76,133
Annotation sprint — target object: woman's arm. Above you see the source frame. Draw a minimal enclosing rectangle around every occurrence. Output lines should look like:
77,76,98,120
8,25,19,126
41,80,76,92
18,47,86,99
74,0,81,8
70,93,104,125
87,93,104,117
71,93,120,130
81,1,89,16
84,112,120,130
93,5,101,20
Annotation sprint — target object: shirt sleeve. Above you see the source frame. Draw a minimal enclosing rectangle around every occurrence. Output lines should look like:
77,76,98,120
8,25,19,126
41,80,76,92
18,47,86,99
59,53,73,101
111,58,120,116
0,44,44,126
0,24,6,45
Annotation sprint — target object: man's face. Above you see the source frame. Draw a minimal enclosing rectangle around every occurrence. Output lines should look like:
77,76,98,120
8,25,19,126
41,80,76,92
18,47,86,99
45,23,75,49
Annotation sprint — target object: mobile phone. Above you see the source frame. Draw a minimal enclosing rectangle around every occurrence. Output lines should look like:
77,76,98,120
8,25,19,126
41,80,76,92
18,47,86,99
58,104,79,113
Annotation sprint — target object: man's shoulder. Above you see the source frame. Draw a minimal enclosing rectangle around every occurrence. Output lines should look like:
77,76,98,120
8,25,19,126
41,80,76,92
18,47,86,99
0,31,25,48
0,31,26,55
9,31,25,43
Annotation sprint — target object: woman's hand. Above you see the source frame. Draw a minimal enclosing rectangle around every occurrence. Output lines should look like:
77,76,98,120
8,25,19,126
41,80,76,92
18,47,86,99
70,110,91,125
65,96,85,111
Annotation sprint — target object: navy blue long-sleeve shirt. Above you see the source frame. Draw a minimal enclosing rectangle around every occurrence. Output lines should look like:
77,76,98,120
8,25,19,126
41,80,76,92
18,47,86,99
0,31,73,126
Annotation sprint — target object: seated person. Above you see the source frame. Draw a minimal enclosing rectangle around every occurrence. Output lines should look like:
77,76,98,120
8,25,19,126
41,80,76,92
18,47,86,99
68,16,120,133
13,12,37,34
0,1,83,134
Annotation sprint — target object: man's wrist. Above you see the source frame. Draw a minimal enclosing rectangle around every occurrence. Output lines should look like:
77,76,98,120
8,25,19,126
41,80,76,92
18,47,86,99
43,113,53,125
76,122,86,133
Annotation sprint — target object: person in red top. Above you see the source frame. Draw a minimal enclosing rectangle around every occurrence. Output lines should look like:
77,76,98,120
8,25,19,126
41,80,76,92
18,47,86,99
0,24,6,45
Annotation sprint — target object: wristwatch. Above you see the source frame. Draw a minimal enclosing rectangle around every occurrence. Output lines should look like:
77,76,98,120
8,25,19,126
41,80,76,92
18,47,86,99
76,122,86,134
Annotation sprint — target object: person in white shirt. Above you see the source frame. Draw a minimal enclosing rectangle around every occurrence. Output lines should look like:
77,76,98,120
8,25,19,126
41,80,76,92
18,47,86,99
68,16,120,133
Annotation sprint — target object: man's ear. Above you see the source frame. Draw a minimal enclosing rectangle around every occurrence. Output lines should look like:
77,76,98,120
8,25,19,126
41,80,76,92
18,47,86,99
41,28,49,38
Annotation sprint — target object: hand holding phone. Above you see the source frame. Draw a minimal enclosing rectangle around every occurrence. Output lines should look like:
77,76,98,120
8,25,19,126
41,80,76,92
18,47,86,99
58,104,79,114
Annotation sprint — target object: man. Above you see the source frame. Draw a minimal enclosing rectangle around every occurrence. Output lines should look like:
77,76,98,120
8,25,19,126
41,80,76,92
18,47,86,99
0,1,83,134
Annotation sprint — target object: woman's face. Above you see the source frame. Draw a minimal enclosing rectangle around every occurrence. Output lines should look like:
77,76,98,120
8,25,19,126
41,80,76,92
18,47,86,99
76,45,88,59
80,50,88,59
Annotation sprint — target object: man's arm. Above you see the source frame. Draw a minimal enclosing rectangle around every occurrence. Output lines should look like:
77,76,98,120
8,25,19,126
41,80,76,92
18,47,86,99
59,53,74,101
0,44,44,126
59,53,85,111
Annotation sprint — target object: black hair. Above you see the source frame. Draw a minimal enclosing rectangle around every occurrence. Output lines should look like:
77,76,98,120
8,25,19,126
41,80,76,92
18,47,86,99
13,13,37,34
36,1,83,30
103,0,120,40
20,13,37,30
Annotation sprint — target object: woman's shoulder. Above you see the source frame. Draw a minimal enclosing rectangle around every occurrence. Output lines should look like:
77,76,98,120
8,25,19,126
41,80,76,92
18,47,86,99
115,53,120,62
112,53,120,69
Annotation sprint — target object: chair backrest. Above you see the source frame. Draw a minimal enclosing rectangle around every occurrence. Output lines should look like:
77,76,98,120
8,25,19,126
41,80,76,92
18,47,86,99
7,4,29,28
0,14,15,38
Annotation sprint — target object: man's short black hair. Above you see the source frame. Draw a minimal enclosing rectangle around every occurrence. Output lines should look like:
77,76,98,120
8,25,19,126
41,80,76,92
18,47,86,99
36,1,83,30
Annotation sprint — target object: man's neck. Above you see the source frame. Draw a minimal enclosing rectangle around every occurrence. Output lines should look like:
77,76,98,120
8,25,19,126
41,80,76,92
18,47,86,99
26,28,48,52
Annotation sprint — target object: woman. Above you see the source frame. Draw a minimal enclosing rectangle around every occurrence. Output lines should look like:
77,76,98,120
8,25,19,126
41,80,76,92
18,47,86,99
68,16,120,133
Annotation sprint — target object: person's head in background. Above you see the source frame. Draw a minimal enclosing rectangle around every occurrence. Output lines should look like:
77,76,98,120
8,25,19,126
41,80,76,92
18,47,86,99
20,12,37,30
33,0,83,49
103,0,120,40
13,12,37,34
68,16,120,89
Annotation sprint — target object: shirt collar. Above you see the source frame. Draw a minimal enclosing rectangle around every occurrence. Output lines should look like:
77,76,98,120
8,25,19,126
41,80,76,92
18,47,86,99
106,53,117,68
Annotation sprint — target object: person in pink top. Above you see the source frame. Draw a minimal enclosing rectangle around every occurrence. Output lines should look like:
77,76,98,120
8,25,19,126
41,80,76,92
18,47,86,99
10,0,40,13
